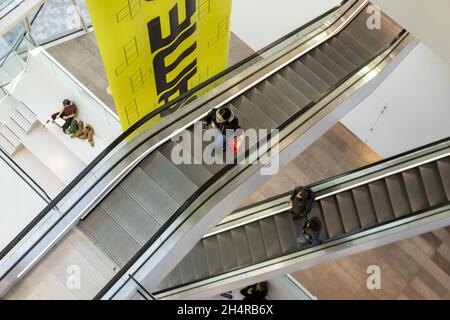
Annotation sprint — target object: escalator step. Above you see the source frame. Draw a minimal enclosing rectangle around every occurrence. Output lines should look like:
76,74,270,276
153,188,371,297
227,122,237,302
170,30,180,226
101,186,160,245
120,167,179,225
160,139,214,187
343,17,384,54
289,60,330,93
139,151,197,204
336,190,362,232
419,162,448,207
320,196,345,238
203,236,225,275
368,180,396,223
309,48,347,80
268,73,311,108
256,80,299,116
327,37,364,68
259,217,283,258
402,168,430,212
437,157,450,201
246,88,290,125
274,212,298,253
80,206,140,267
228,102,257,130
191,241,210,279
352,185,378,227
230,227,253,267
166,265,183,288
279,67,320,101
217,232,238,271
336,30,372,61
231,95,277,129
178,253,196,284
245,222,268,263
300,54,339,86
319,42,355,74
384,174,413,218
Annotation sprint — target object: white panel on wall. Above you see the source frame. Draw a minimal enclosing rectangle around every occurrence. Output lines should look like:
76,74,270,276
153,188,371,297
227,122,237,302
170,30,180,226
341,43,450,158
372,0,450,66
230,0,340,51
0,159,47,251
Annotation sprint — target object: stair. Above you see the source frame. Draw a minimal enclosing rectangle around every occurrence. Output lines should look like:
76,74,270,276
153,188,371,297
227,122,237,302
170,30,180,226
0,95,37,156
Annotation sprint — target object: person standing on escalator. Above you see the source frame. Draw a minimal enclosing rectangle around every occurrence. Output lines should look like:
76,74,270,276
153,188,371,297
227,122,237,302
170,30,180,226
298,217,322,246
289,186,316,220
203,107,240,150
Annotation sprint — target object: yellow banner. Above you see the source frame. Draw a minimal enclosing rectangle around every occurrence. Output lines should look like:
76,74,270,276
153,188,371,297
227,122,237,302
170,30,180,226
86,0,232,131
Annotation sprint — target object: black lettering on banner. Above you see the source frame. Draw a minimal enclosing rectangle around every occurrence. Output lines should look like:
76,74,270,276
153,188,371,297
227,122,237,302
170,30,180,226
147,0,198,111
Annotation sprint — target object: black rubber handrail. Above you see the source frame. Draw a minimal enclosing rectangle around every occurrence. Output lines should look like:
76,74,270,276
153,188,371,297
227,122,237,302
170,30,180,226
95,25,409,299
152,137,450,295
0,1,349,261
153,200,450,296
236,136,450,213
0,147,52,203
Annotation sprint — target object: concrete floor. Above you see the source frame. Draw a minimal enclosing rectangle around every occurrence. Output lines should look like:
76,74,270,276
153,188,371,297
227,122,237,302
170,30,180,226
38,31,450,300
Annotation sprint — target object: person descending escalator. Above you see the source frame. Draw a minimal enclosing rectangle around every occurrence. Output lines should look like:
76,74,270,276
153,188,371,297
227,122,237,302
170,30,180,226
289,186,316,220
203,107,240,151
298,217,322,246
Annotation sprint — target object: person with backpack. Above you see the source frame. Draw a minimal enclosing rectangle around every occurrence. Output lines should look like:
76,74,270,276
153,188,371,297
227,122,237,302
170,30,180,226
203,107,240,150
298,217,322,246
289,186,316,220
51,99,78,132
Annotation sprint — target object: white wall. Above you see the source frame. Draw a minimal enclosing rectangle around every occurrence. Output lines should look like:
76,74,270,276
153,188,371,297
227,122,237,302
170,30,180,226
372,0,450,66
341,43,450,158
0,158,47,251
231,0,340,51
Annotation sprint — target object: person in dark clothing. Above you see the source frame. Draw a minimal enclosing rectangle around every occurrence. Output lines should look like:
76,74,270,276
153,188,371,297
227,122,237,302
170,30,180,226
240,282,268,301
51,99,78,132
298,217,322,246
203,107,240,150
289,186,316,220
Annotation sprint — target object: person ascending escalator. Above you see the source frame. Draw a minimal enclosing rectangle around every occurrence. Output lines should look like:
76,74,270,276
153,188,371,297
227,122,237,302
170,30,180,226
289,186,316,220
203,107,240,150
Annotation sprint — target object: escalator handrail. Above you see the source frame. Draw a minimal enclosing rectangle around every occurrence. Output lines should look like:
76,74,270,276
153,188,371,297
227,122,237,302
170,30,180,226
236,137,450,213
95,25,409,299
0,1,351,261
155,202,450,297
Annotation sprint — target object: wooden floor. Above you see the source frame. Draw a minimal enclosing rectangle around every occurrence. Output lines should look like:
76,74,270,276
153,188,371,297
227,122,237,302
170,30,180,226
30,31,450,300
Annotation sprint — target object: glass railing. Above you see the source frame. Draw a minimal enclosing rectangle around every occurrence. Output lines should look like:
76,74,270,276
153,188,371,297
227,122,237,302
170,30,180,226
0,0,358,297
0,0,24,16
0,34,32,86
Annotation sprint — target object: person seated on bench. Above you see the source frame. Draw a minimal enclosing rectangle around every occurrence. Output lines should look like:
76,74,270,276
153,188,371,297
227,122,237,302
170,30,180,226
51,99,78,132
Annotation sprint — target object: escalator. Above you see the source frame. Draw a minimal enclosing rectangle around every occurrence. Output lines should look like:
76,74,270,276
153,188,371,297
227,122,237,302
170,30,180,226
0,0,415,299
154,138,450,300
79,1,403,267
